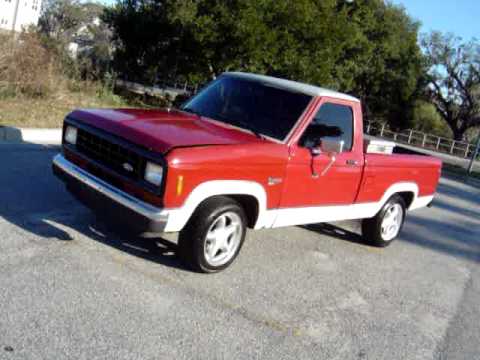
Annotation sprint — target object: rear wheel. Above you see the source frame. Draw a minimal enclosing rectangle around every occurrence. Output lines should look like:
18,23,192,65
362,195,406,247
177,196,247,273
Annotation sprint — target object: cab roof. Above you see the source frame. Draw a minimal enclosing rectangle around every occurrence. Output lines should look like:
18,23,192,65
224,72,360,103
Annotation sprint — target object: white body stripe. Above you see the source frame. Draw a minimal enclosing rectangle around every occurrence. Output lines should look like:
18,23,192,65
269,202,379,228
162,180,433,232
268,194,433,228
409,195,434,210
270,182,420,228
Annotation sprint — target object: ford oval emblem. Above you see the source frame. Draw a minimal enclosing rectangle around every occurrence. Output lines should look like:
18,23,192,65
123,163,134,172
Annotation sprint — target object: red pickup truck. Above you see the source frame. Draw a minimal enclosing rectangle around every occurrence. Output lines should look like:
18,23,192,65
53,72,441,272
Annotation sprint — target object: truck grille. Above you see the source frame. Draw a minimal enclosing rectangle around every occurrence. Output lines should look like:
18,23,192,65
76,128,144,180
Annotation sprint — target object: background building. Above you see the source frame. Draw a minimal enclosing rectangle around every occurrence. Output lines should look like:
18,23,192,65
0,0,42,32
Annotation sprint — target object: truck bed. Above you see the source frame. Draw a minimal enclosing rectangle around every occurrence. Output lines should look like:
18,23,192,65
356,153,442,204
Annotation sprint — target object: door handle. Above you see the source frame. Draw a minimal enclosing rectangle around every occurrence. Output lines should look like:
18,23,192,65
346,159,359,166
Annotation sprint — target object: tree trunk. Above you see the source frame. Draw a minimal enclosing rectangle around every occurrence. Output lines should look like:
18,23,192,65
452,128,464,141
442,115,465,141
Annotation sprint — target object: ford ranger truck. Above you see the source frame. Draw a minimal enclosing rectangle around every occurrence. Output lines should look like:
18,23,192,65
52,72,442,272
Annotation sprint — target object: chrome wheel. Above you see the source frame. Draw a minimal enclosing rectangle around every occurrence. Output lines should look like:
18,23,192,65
204,212,243,267
380,203,403,241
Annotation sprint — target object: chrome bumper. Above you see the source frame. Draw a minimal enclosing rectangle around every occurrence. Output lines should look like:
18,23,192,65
52,154,169,231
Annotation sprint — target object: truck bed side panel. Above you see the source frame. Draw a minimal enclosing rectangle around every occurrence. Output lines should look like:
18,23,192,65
356,154,442,203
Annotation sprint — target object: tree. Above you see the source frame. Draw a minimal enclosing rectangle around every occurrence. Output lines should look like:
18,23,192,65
38,0,86,43
412,100,452,137
39,0,112,79
332,0,425,128
103,0,425,127
422,32,480,140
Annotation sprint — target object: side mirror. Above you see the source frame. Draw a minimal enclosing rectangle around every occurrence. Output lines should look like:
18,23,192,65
310,147,322,156
320,139,344,155
309,139,344,177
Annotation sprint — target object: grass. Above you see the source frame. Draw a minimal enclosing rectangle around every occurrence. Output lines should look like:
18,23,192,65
0,81,174,129
0,83,132,128
0,31,173,129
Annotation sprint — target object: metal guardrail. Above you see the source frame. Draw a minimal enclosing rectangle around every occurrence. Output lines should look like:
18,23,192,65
115,79,199,98
365,121,478,159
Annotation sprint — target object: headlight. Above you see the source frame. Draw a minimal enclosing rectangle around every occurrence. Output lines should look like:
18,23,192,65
144,162,163,186
64,126,78,145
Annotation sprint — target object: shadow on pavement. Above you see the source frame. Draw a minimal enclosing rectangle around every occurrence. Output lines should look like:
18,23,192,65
303,223,367,246
305,217,479,264
304,182,480,264
432,197,479,220
0,126,23,142
74,214,186,271
402,216,480,263
436,180,480,207
0,142,188,271
1,142,479,269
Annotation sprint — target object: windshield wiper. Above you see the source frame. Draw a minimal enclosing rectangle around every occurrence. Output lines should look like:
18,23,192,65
181,107,202,118
231,119,265,139
184,110,265,139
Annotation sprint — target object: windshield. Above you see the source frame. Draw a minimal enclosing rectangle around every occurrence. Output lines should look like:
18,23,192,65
182,76,312,140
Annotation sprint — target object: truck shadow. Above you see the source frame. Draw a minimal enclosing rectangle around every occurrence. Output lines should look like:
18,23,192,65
41,206,191,270
76,215,187,271
0,143,189,272
304,175,480,264
13,206,188,271
1,143,479,269
303,223,367,246
304,212,479,265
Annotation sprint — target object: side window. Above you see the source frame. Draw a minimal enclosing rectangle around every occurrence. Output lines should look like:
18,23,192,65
300,103,354,151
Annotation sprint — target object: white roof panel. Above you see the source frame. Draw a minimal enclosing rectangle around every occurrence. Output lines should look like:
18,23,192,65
224,72,360,103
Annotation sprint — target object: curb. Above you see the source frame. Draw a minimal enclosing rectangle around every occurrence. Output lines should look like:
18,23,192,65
0,127,61,144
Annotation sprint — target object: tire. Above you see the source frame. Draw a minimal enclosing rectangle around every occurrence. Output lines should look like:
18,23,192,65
177,196,247,273
361,194,406,247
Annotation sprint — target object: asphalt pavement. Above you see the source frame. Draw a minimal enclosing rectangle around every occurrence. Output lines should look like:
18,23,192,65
0,143,479,360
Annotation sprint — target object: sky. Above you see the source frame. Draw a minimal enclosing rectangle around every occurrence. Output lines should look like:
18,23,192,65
391,0,480,40
98,0,479,41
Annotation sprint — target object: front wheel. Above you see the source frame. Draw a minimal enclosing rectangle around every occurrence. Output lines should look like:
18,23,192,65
177,196,247,273
362,195,406,247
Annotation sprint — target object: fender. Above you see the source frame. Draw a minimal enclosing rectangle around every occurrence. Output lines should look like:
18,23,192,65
373,181,433,211
376,182,419,212
163,180,269,232
368,181,434,212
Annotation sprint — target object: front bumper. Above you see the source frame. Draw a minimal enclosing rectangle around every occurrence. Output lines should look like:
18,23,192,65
52,154,169,233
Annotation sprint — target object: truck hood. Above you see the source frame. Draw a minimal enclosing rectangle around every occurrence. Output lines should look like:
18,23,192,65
68,108,264,154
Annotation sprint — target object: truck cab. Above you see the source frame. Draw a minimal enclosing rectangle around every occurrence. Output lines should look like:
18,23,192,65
53,72,441,272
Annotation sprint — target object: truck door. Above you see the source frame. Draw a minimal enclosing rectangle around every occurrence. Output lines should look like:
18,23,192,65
279,99,364,210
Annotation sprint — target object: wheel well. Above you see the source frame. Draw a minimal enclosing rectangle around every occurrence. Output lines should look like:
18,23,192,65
191,194,260,229
396,191,415,209
227,195,259,229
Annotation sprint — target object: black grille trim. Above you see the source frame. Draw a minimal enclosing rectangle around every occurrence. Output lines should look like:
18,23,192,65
76,128,144,181
62,117,167,196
